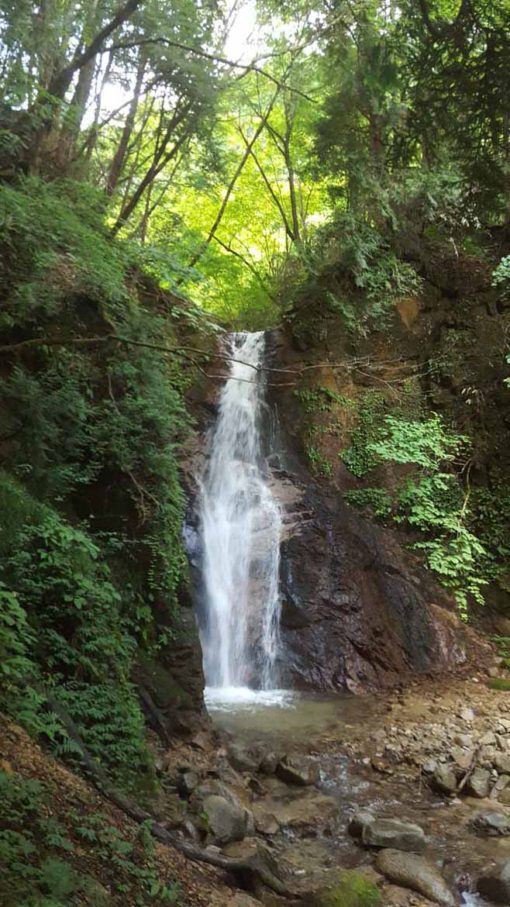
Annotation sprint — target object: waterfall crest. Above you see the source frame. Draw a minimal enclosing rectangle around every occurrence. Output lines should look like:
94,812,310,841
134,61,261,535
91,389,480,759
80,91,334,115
199,332,283,700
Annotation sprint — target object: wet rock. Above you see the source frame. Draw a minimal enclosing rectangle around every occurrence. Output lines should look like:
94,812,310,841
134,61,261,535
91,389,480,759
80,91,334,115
477,859,510,904
471,810,510,836
371,756,394,775
266,791,338,835
431,764,457,795
376,849,455,906
467,768,491,799
202,794,249,845
227,741,262,773
276,755,319,786
361,818,426,853
348,808,375,839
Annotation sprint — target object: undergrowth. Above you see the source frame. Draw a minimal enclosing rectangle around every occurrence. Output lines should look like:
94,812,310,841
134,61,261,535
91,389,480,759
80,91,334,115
0,177,205,791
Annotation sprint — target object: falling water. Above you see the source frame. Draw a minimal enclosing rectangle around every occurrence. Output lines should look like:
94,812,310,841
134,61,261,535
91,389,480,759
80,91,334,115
199,332,283,702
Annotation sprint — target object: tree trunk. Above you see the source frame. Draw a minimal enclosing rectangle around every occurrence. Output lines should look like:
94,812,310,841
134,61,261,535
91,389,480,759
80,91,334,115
106,51,147,196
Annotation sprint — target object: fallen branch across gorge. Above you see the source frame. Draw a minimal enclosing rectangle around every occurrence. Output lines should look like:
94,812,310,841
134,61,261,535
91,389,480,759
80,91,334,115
0,333,423,389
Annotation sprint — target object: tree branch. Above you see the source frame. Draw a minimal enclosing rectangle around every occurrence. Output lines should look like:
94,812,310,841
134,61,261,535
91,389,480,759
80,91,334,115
106,37,315,102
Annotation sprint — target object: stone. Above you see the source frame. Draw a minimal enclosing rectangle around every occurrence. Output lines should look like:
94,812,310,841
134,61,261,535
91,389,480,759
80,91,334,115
226,895,261,907
371,756,394,775
471,810,510,837
253,808,279,836
477,859,510,904
348,808,375,839
265,791,338,835
431,764,457,795
376,849,455,906
480,731,497,746
202,794,249,845
459,707,475,722
177,769,199,796
491,774,510,800
422,760,438,775
450,747,474,770
500,788,510,805
259,751,280,775
192,730,210,751
454,733,473,748
226,741,262,773
494,753,510,774
361,818,426,853
467,768,491,799
276,755,320,786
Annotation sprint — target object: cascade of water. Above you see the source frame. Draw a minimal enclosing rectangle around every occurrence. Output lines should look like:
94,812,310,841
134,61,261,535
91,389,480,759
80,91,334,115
199,332,282,697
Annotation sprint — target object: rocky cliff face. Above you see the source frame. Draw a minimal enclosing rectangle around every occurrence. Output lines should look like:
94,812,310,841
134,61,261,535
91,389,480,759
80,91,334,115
267,448,479,692
184,329,488,694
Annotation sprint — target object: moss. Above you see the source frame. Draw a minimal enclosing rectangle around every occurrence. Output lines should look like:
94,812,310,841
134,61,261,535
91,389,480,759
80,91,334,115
315,870,381,907
488,678,510,691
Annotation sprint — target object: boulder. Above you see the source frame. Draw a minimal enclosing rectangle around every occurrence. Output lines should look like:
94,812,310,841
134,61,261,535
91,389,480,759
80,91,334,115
432,764,457,795
348,809,375,839
265,790,338,835
259,751,280,775
276,755,319,786
471,810,510,836
177,769,199,797
467,768,491,799
252,805,280,836
376,849,455,906
227,741,262,774
202,794,249,845
361,818,426,853
494,753,510,774
477,860,510,904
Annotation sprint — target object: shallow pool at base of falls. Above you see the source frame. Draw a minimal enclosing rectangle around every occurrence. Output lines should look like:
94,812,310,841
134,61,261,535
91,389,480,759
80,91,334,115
205,689,377,747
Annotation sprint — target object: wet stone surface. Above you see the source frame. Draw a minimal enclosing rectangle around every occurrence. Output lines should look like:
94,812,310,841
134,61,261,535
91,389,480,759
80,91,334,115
158,679,510,905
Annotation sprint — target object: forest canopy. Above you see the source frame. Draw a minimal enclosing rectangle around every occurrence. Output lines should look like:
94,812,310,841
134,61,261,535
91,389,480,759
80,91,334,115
1,0,508,327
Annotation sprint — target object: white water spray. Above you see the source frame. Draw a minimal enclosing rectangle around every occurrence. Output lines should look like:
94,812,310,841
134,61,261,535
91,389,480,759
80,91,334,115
199,332,283,703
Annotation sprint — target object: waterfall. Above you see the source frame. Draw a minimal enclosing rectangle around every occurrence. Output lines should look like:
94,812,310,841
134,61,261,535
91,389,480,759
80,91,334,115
199,331,283,700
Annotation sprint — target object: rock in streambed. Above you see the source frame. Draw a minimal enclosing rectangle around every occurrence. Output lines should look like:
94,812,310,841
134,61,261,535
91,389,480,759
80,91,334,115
376,849,455,906
349,809,426,852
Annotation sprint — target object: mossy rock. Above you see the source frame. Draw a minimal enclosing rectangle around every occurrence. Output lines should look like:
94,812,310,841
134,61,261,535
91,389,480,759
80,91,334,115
314,870,382,907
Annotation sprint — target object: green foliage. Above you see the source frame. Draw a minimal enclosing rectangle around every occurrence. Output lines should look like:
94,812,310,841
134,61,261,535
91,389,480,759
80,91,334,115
0,178,129,328
492,256,510,298
295,386,353,414
369,414,467,469
344,412,491,616
345,487,393,519
0,771,180,905
340,391,386,477
306,443,334,478
0,178,195,791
